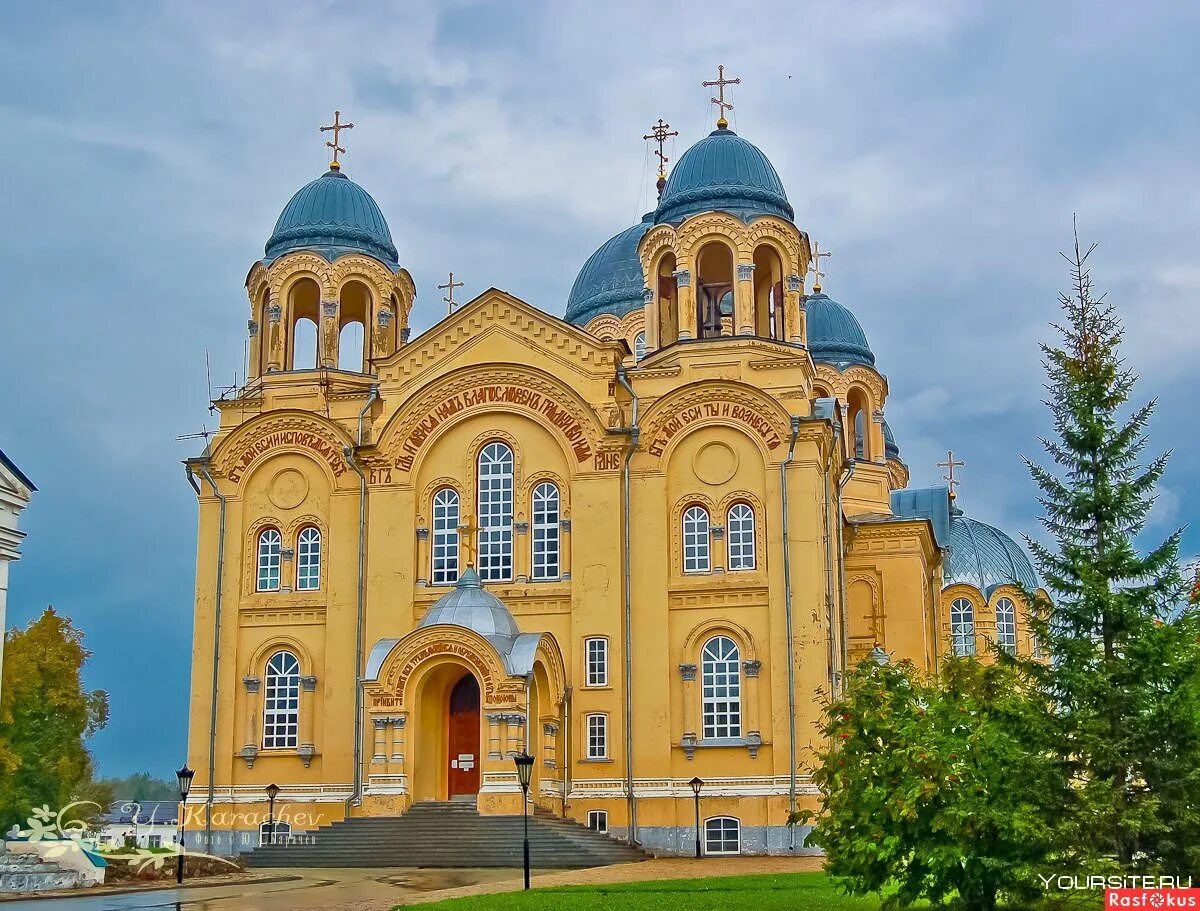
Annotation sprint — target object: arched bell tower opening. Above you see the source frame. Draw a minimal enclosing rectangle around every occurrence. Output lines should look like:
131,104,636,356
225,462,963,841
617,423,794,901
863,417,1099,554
753,244,785,340
287,278,321,370
338,280,371,372
696,241,734,338
656,252,679,346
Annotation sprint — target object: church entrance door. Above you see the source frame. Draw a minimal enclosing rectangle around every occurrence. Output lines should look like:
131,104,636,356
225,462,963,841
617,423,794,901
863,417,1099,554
447,673,481,797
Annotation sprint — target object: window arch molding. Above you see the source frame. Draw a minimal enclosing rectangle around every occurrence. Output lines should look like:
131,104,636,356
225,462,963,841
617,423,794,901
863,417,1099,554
671,494,718,577
253,524,283,593
245,635,312,680
682,617,757,665
419,477,465,525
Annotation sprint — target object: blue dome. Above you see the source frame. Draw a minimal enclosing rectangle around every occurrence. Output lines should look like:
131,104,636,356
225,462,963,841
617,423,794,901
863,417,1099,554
805,292,875,368
265,168,398,267
883,419,900,460
946,513,1039,595
655,129,793,224
564,214,653,326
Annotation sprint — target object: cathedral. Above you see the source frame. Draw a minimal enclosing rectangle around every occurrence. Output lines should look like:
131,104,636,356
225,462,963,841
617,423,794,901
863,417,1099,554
184,79,1046,857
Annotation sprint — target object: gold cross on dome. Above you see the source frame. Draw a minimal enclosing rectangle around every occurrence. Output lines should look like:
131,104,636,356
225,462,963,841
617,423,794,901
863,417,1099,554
702,65,741,129
458,518,477,567
809,240,832,293
319,110,354,169
937,450,966,500
643,118,679,180
439,272,465,314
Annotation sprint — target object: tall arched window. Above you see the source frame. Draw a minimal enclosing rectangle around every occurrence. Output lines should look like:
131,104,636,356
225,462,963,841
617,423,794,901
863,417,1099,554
257,528,282,592
701,636,742,738
726,503,756,571
633,331,647,361
296,526,321,591
995,597,1017,653
431,487,460,585
531,482,560,580
263,651,300,749
477,442,514,581
682,505,711,573
951,597,976,656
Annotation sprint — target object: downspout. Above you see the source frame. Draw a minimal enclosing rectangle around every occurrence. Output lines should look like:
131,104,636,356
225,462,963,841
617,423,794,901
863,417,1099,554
778,416,801,848
195,462,227,853
346,385,379,808
835,462,856,690
821,434,838,697
615,366,639,845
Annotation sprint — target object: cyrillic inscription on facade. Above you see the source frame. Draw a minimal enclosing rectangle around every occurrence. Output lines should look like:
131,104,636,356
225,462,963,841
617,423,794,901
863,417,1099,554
647,402,783,457
228,430,347,481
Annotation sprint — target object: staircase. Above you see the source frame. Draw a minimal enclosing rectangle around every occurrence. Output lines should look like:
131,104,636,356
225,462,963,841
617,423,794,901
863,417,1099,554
0,848,90,893
244,801,647,868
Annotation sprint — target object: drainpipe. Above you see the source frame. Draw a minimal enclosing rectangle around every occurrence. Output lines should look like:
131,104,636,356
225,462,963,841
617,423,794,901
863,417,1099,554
835,462,856,691
195,462,227,853
614,366,639,845
820,424,839,696
561,686,571,816
346,385,379,808
778,416,801,848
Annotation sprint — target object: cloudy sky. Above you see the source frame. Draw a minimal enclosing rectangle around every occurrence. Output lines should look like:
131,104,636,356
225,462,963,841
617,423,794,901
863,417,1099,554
2,1,1198,778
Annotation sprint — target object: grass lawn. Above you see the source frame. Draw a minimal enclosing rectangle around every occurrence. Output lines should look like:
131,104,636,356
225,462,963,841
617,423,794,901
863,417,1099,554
411,872,1106,911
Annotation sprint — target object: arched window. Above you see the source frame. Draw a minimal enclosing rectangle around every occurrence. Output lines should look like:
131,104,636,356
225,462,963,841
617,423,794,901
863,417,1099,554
996,597,1017,653
256,529,282,592
431,487,460,585
951,598,976,657
477,442,514,581
292,318,318,370
701,636,742,738
263,651,300,749
259,820,291,846
726,503,756,571
704,817,741,855
531,482,560,580
682,505,711,574
634,331,647,361
296,526,321,591
696,243,734,338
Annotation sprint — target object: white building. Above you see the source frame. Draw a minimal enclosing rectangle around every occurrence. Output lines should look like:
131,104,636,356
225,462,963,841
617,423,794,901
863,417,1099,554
0,448,36,704
95,802,180,850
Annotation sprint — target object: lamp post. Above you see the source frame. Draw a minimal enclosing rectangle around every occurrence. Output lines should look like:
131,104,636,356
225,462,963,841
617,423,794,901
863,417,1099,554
265,783,281,846
689,776,704,859
175,765,194,885
513,751,535,890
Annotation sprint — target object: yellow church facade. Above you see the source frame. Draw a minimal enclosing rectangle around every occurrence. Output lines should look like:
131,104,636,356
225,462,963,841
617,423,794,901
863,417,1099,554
184,96,1045,856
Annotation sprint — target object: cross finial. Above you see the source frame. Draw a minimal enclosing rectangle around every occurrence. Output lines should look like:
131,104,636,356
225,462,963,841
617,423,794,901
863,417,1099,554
937,449,967,500
809,240,832,293
439,272,465,315
643,118,680,185
319,110,354,170
458,518,476,568
702,65,741,129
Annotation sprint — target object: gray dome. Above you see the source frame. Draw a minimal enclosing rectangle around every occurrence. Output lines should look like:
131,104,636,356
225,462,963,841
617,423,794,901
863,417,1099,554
419,568,519,638
946,512,1038,595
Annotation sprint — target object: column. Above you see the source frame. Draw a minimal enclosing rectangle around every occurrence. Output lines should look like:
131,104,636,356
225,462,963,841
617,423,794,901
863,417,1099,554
712,526,725,574
735,262,755,335
299,674,318,767
320,299,339,368
560,519,572,581
675,269,695,340
642,289,658,351
872,410,886,463
515,520,530,583
247,319,261,377
389,714,407,773
679,663,697,759
371,716,388,764
373,308,394,365
785,274,805,344
542,722,558,769
742,660,761,736
280,545,295,594
486,713,504,760
415,527,429,587
266,303,284,371
505,713,525,757
242,676,261,751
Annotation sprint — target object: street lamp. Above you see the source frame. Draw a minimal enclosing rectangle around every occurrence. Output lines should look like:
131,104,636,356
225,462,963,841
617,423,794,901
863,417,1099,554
689,777,704,859
265,783,281,846
513,752,535,890
869,645,890,666
175,765,194,884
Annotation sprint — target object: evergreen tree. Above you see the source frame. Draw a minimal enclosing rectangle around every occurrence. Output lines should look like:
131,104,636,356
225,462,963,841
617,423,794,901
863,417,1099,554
1021,226,1200,872
0,607,110,830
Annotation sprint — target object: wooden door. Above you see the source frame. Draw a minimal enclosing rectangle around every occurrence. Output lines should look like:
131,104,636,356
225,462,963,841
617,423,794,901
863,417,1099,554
447,674,481,797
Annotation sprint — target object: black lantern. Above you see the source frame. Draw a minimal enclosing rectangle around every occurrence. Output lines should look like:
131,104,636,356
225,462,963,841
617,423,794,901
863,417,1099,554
175,765,194,884
689,776,704,859
265,783,281,847
513,752,536,889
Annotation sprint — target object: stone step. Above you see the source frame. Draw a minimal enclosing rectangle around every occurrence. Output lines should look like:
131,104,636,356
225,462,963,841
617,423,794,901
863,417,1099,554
0,849,90,894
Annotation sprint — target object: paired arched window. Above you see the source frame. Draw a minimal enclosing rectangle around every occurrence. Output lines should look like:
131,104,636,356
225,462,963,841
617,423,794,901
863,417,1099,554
633,332,647,361
531,482,561,580
951,598,976,657
296,526,321,591
682,506,711,573
257,529,282,592
995,597,1017,653
726,503,756,570
701,636,742,739
477,442,515,582
263,651,300,749
431,487,461,585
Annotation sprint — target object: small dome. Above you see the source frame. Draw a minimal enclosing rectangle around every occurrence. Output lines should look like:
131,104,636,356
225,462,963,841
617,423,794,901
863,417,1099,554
805,292,876,368
883,419,900,460
655,128,793,224
564,214,653,326
265,168,398,267
418,568,520,639
946,513,1039,594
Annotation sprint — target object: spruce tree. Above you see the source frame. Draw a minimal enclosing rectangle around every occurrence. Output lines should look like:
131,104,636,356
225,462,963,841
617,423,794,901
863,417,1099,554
1022,225,1200,872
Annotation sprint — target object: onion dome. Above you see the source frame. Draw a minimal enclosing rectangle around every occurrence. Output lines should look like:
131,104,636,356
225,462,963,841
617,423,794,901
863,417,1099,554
418,568,520,638
655,128,793,224
805,292,876,369
265,168,398,268
564,214,654,326
946,513,1039,594
883,419,900,461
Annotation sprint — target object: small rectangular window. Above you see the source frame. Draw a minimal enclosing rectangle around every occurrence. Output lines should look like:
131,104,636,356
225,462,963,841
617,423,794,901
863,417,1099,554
148,835,162,849
585,638,608,687
585,713,607,759
586,810,608,834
